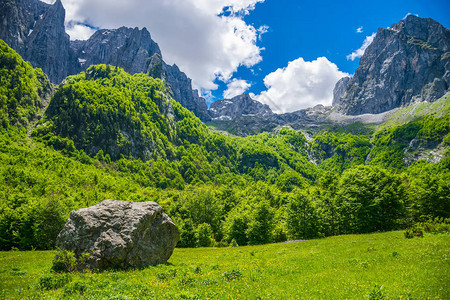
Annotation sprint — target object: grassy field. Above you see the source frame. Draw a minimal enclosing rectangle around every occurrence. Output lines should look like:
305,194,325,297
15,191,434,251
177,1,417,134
380,93,450,130
0,231,449,299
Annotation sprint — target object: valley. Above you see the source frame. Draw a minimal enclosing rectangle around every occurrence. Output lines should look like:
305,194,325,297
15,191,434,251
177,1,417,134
0,0,449,298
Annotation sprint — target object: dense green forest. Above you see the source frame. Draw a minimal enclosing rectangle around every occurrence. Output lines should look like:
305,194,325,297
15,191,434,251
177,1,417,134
0,40,449,251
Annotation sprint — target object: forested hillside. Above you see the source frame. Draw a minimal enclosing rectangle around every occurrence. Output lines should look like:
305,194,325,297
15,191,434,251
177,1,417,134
0,40,51,128
0,41,449,251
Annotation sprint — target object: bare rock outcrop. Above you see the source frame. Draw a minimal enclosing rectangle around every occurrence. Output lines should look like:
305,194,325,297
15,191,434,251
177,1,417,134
0,0,79,83
209,93,273,121
56,200,179,269
337,15,450,115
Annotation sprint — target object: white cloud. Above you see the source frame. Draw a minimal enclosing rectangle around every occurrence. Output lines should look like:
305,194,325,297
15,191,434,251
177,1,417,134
66,24,97,41
356,26,363,33
346,32,376,61
255,57,349,113
52,0,266,92
223,79,251,99
403,13,419,20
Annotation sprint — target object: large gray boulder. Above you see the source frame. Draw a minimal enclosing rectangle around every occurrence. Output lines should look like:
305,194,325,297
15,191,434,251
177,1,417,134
56,199,179,269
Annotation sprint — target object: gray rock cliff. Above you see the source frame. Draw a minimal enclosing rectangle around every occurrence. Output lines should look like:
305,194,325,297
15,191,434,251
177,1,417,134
162,61,210,121
209,93,273,121
332,76,350,106
0,0,49,53
0,0,79,83
56,199,180,270
73,27,161,75
337,15,450,115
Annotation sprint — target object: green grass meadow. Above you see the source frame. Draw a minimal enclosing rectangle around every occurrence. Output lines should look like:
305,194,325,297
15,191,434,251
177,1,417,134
0,231,448,299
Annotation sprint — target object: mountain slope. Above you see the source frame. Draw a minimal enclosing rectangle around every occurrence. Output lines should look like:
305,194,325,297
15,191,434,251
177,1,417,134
0,0,211,121
72,27,211,121
37,64,183,161
336,15,450,115
0,39,51,128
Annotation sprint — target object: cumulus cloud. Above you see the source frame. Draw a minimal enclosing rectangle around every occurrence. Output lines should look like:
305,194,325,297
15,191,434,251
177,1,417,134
403,12,419,20
47,0,265,92
223,79,251,99
356,26,363,33
346,32,376,61
66,23,97,41
255,57,349,113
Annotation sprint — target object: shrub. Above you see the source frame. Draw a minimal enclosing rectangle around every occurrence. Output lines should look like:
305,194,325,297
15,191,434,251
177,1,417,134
404,225,423,238
420,218,450,233
404,229,414,239
404,218,449,238
52,249,91,272
368,284,386,300
156,269,177,280
223,269,242,281
196,223,214,247
214,239,228,247
63,281,87,296
39,274,70,290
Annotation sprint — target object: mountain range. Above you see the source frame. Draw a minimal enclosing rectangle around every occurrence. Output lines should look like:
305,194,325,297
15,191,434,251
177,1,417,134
0,0,210,121
1,0,449,132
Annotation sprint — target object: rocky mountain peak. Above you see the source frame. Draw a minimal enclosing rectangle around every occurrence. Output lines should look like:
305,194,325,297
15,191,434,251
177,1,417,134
73,26,161,75
0,0,77,83
391,15,448,49
0,0,49,51
336,16,449,115
209,93,273,121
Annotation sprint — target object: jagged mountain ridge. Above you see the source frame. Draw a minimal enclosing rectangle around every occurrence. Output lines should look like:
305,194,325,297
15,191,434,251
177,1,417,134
1,2,448,128
72,27,162,74
335,15,450,115
0,0,211,121
0,0,79,82
209,93,273,121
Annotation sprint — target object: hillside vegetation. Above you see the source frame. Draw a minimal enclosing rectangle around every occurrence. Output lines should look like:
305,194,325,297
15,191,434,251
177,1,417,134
0,41,449,251
0,40,51,128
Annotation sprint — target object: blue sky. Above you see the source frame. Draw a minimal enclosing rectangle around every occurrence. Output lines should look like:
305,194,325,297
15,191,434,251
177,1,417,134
48,0,449,112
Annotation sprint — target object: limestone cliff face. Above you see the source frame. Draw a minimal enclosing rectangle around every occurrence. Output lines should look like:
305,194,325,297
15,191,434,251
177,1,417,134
0,0,49,52
337,15,450,115
0,0,78,83
332,77,350,106
73,27,161,75
209,94,273,121
162,62,210,121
